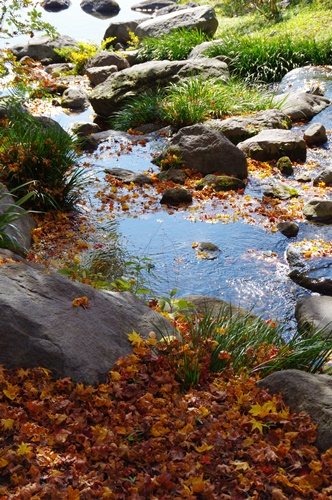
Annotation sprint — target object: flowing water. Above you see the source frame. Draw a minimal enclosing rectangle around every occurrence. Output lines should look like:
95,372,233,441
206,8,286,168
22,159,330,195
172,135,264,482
3,7,332,332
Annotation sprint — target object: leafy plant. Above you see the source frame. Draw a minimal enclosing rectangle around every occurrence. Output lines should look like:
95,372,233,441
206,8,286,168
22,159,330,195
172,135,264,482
0,0,57,39
0,103,84,211
54,41,100,74
137,28,211,62
111,256,154,298
0,182,35,252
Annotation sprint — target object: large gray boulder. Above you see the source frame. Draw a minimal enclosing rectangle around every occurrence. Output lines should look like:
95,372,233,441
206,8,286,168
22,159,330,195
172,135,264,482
135,5,218,39
304,122,327,146
155,124,248,179
43,0,70,11
303,198,332,221
257,369,332,452
89,58,229,116
272,92,330,121
296,295,332,335
103,20,146,47
61,86,89,109
237,129,306,162
11,35,78,63
205,109,292,145
0,262,176,384
131,0,176,13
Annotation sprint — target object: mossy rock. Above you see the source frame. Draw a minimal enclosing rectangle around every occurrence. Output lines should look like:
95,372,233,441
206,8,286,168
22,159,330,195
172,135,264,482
276,156,294,176
196,174,245,192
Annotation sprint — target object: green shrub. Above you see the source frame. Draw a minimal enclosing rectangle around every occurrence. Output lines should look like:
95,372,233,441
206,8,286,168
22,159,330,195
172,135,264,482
205,34,332,82
0,105,84,211
137,28,211,62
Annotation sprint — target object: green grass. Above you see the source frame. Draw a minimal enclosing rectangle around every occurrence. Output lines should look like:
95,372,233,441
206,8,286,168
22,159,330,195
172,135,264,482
204,33,332,83
110,76,275,130
156,304,332,389
137,28,211,62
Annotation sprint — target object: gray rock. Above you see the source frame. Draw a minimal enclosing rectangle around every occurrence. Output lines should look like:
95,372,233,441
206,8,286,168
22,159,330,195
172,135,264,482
263,181,298,200
11,35,78,63
72,122,101,136
80,0,120,18
205,109,292,145
181,295,257,320
103,20,145,47
0,262,176,384
45,62,75,75
85,51,129,72
43,0,70,11
105,167,151,184
237,129,307,162
296,295,332,335
158,168,186,184
153,1,198,16
304,122,327,146
160,187,192,205
155,124,247,179
303,198,332,221
272,92,330,122
135,5,218,39
277,221,299,237
89,58,229,117
61,86,89,109
257,370,332,452
196,242,220,260
196,174,245,192
131,0,176,13
286,244,308,270
86,65,118,86
276,156,294,176
188,39,222,59
313,168,332,186
0,184,36,255
290,269,332,296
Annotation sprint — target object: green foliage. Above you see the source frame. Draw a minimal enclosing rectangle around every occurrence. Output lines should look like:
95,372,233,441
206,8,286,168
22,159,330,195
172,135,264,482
160,76,274,128
205,33,332,83
109,91,164,131
219,0,279,19
0,102,84,211
110,76,275,131
0,0,57,39
137,28,211,62
0,183,35,252
111,256,154,298
54,41,99,74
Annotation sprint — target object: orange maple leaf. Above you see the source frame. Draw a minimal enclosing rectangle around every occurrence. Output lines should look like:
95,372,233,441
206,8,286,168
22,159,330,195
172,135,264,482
72,296,89,309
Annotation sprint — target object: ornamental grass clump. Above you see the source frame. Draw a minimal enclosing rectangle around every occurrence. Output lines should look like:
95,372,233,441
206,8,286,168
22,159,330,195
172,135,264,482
152,303,332,390
0,105,85,211
110,76,274,131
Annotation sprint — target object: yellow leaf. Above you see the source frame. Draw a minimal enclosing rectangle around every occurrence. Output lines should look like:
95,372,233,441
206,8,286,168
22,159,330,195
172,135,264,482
67,487,80,500
242,437,254,447
150,422,170,437
1,418,14,430
309,460,322,472
0,457,9,468
194,442,213,453
231,461,250,471
109,371,121,381
3,384,20,400
250,418,267,434
72,296,89,309
127,330,144,347
17,442,32,456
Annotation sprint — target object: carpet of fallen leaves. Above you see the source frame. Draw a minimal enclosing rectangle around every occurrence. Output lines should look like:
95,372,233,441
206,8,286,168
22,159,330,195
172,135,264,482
1,338,332,499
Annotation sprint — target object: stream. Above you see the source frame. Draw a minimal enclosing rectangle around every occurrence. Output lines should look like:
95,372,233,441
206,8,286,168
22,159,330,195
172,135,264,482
3,3,332,335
